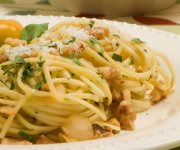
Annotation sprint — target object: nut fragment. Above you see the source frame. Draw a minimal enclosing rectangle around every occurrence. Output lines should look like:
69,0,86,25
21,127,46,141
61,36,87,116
4,37,27,47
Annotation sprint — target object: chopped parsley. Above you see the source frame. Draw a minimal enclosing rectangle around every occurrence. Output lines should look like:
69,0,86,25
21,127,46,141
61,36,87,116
148,75,152,81
129,60,135,65
48,43,58,48
37,56,45,67
88,20,95,28
65,37,76,45
72,58,81,66
116,43,120,47
14,56,25,67
131,38,145,44
98,51,104,57
34,74,46,90
113,34,120,38
18,131,33,142
22,62,33,81
112,53,122,62
97,72,104,79
10,81,15,90
89,37,100,47
1,56,25,77
144,49,148,52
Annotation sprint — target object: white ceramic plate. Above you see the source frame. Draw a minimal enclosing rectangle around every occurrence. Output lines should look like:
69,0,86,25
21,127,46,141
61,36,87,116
0,15,180,150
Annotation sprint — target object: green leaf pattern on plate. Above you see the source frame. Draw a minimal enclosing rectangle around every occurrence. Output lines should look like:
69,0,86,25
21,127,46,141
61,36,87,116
0,0,15,3
36,0,49,4
6,10,36,15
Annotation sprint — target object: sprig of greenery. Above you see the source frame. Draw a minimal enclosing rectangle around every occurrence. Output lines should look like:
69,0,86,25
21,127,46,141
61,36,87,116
88,20,95,28
112,53,122,62
21,23,48,44
34,74,46,90
65,37,76,45
131,38,145,44
18,131,33,142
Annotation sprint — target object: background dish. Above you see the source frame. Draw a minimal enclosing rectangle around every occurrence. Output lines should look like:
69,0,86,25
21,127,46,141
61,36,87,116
48,0,176,16
0,15,180,150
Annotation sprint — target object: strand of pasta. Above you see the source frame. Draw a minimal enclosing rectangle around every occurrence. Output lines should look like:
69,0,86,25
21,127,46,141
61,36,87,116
0,93,31,138
16,113,58,131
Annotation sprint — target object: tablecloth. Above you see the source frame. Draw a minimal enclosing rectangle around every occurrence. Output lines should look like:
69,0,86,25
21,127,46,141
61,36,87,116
0,1,180,149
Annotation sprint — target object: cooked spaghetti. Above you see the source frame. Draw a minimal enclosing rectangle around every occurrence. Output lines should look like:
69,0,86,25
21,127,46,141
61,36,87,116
0,19,175,144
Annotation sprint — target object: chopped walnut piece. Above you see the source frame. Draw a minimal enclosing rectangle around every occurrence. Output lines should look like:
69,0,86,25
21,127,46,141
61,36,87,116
36,135,55,144
4,38,27,47
61,43,84,57
151,89,162,104
41,84,49,92
98,66,123,101
104,44,113,52
115,89,136,130
92,124,113,139
1,138,32,145
97,66,122,81
89,27,110,40
0,54,8,63
23,50,38,58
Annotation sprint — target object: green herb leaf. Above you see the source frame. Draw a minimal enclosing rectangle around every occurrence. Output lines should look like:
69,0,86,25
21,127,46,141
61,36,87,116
129,60,134,65
89,37,100,47
37,57,45,67
97,72,104,79
18,131,33,142
65,37,76,45
131,38,145,44
72,58,81,66
22,62,33,81
116,43,120,47
112,53,122,62
88,20,95,28
98,51,104,57
34,74,46,90
113,34,120,38
144,49,148,52
14,56,24,64
48,43,58,48
21,23,48,44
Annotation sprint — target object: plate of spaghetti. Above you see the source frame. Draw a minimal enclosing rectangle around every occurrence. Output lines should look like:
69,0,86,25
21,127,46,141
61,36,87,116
0,16,179,150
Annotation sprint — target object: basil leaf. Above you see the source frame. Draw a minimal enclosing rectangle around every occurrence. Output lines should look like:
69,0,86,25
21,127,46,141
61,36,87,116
112,53,122,62
21,23,48,43
18,131,33,142
131,38,145,44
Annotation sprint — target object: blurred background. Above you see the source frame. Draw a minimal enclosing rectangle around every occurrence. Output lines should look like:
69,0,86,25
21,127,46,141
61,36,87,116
0,0,180,34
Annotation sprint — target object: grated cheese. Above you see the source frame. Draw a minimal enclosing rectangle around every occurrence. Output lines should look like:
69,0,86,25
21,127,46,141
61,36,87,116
61,26,89,40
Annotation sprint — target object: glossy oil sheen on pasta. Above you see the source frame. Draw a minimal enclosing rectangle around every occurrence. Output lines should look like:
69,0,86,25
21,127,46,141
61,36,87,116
0,19,175,144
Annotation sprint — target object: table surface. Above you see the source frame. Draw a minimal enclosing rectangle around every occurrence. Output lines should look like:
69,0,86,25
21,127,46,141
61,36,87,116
0,0,180,149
